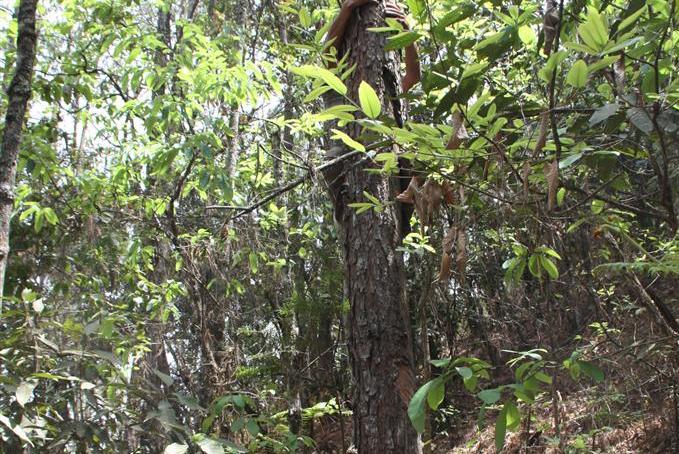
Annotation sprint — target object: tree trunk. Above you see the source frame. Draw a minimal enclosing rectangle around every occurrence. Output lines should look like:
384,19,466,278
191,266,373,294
324,2,419,452
0,0,38,304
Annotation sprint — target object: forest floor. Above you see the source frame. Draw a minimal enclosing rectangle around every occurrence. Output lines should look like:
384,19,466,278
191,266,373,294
431,384,676,453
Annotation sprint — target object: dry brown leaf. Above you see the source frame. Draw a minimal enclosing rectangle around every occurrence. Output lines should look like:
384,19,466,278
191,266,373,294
437,253,452,283
446,111,469,150
395,176,421,204
614,55,626,94
437,225,457,282
442,182,456,205
456,229,467,284
544,159,559,211
533,112,549,157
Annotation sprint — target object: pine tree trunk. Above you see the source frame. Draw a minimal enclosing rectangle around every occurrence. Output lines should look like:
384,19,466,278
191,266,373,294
324,2,419,452
0,0,38,304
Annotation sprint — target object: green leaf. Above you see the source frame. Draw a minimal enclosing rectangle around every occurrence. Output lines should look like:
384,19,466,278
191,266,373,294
331,129,365,152
505,400,521,430
358,81,381,119
541,257,559,279
534,371,553,384
430,358,451,368
303,85,332,103
495,404,508,452
385,31,421,51
478,388,501,405
566,60,588,88
153,368,174,386
16,381,36,407
461,61,489,80
589,103,619,126
518,25,535,44
101,318,114,338
427,378,445,410
248,251,259,274
626,107,653,135
591,199,604,214
528,254,540,277
579,361,604,382
291,65,347,95
578,7,609,52
617,6,645,34
456,366,473,380
408,379,439,433
556,187,566,206
164,443,188,454
246,419,260,437
196,437,225,454
34,211,44,232
43,207,59,225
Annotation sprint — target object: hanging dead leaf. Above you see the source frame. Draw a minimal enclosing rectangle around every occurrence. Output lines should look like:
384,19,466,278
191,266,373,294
614,55,626,94
396,176,421,204
456,229,467,284
446,111,469,150
437,225,457,282
544,159,559,211
442,182,456,205
533,112,549,157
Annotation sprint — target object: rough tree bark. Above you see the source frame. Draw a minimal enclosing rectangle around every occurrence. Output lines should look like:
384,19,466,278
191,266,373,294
324,2,419,452
0,0,39,304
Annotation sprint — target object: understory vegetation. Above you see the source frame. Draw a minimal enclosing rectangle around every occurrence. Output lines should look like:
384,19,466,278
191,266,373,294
0,0,677,452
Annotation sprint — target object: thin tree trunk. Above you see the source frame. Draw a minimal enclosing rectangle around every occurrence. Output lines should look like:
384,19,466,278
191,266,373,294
0,0,38,305
323,2,419,452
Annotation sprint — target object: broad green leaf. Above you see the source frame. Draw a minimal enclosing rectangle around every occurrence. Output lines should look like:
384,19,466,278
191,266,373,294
291,65,347,95
164,443,188,454
246,419,260,437
456,366,473,380
566,60,588,88
248,251,259,274
518,25,535,44
591,199,604,214
430,358,451,368
358,81,381,119
528,254,540,277
303,85,332,103
579,361,604,382
16,381,36,407
534,371,553,384
626,107,653,135
196,437,224,454
408,379,437,433
505,400,521,430
618,6,645,34
478,388,501,405
427,378,445,410
0,414,33,447
153,368,174,386
385,31,421,51
589,103,619,126
331,129,365,152
43,207,59,225
541,257,558,279
461,61,489,80
495,404,507,451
